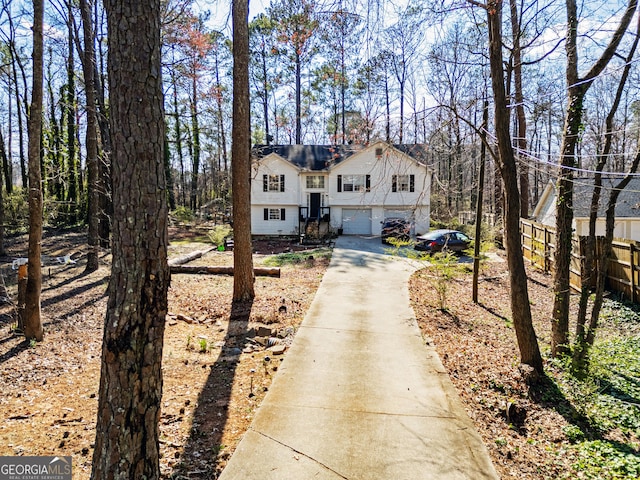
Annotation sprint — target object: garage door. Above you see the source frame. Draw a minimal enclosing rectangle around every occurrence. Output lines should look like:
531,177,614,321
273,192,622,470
384,209,412,221
384,209,415,235
342,209,372,235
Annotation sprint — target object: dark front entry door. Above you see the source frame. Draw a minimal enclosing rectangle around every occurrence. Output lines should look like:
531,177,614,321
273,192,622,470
310,193,321,219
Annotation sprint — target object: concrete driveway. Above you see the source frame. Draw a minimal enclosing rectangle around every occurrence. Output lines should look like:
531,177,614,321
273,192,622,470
219,235,498,479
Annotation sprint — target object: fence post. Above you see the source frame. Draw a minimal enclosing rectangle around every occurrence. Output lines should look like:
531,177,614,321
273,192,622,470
632,242,637,304
17,263,27,332
542,225,551,273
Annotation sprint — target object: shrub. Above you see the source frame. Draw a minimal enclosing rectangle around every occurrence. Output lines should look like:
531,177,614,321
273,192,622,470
207,225,232,246
172,206,194,223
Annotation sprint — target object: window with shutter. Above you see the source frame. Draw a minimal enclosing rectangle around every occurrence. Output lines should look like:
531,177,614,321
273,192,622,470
265,208,282,220
265,174,284,192
341,175,366,192
393,174,412,192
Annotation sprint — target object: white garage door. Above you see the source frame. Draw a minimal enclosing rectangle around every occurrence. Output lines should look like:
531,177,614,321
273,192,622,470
384,209,415,235
342,209,372,235
384,209,412,221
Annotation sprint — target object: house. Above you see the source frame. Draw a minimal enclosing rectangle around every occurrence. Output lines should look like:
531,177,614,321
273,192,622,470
532,177,640,241
250,141,431,239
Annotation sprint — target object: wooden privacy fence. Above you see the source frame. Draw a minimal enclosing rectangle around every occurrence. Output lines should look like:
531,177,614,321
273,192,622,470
520,219,640,304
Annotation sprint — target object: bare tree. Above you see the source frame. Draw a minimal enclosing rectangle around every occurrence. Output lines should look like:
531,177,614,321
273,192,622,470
574,13,640,366
0,135,4,257
24,0,45,342
485,0,543,373
509,0,529,217
0,129,6,256
232,0,255,303
91,0,170,477
551,0,637,357
80,0,100,273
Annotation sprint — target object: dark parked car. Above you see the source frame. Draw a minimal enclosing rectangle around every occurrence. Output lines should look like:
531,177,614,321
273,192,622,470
381,217,412,244
414,229,471,253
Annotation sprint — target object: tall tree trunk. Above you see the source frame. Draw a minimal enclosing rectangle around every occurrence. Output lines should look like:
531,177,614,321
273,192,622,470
171,67,186,207
0,134,5,256
552,0,637,357
91,1,169,478
25,0,45,342
385,74,390,142
9,45,28,190
340,37,346,144
5,78,13,194
190,73,200,212
232,0,256,302
260,42,270,144
164,134,176,211
509,0,529,218
487,0,543,373
295,51,302,144
94,5,112,248
214,53,228,190
472,100,488,304
80,0,100,273
46,54,63,199
66,4,78,223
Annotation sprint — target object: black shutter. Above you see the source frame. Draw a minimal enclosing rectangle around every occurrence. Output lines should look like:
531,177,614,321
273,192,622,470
410,174,415,192
337,175,342,192
366,175,371,192
392,175,397,192
263,174,268,192
280,174,285,192
281,208,286,220
264,208,268,220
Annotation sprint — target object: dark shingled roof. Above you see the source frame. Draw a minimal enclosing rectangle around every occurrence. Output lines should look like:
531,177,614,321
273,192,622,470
252,143,428,171
572,177,640,218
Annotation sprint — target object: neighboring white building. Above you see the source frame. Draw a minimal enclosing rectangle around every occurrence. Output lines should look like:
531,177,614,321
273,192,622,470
251,141,432,238
532,178,640,241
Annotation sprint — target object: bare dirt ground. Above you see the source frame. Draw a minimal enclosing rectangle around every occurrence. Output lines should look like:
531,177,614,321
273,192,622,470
0,227,329,479
1,230,630,479
409,253,639,480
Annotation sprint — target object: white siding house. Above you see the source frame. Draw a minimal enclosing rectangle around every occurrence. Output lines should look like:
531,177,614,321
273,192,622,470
532,178,640,241
251,141,432,238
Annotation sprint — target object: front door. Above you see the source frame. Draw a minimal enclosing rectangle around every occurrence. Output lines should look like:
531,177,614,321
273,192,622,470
309,192,321,219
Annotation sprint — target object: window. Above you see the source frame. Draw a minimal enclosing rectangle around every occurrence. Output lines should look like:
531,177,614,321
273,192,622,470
263,174,285,192
392,174,415,192
263,208,286,221
337,174,370,192
306,175,325,189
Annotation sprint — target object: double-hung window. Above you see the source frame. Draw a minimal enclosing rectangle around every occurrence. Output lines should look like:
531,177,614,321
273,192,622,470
337,174,371,192
263,174,285,192
263,208,286,221
392,174,415,192
306,175,325,189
